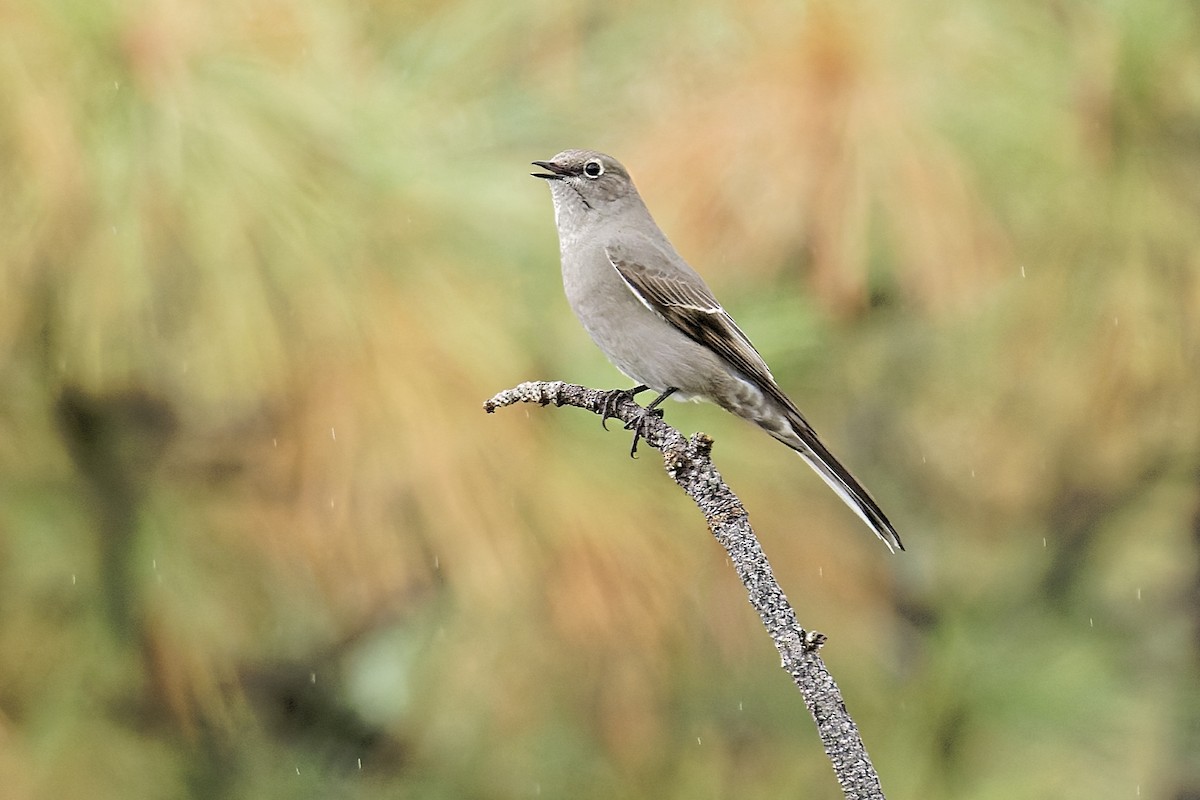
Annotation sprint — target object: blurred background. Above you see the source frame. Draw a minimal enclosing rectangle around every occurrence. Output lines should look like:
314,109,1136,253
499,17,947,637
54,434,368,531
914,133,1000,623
1,0,1198,797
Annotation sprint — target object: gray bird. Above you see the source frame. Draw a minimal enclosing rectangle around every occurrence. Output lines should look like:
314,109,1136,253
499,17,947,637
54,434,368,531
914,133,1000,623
532,149,903,552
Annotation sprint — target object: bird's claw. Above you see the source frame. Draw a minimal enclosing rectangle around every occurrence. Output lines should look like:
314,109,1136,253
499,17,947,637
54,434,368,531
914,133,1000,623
599,385,648,431
596,386,676,458
623,406,664,457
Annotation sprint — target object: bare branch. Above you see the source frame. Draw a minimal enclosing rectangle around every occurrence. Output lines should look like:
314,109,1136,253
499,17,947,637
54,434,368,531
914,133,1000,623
485,380,887,799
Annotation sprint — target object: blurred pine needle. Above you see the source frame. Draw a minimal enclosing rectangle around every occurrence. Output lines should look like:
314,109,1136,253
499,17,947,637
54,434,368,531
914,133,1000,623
0,0,1199,798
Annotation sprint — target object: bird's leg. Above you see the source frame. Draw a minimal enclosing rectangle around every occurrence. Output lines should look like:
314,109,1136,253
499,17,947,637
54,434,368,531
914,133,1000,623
624,388,677,457
599,384,649,431
643,388,677,415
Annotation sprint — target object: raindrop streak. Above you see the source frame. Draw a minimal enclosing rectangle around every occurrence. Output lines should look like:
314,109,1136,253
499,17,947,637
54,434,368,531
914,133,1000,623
697,737,702,746
357,758,362,770
1089,618,1094,628
1020,265,1026,278
71,574,76,585
331,427,337,441
310,673,317,684
1137,588,1142,600
1042,538,1047,548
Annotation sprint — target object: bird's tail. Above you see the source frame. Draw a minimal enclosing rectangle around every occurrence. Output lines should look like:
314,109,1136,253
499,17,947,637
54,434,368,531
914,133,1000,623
767,411,904,553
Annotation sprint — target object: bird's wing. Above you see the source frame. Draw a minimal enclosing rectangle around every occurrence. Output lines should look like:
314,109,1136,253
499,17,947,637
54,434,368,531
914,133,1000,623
607,242,903,552
606,241,792,412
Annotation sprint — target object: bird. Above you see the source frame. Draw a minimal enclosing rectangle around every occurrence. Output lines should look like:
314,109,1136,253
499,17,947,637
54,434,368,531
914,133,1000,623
531,149,903,552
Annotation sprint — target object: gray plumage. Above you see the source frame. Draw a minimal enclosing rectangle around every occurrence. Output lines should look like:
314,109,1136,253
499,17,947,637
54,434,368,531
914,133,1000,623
532,149,903,552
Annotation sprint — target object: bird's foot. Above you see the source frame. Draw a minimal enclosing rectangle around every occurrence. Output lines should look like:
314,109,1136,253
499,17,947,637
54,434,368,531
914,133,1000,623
599,385,649,431
623,407,664,458
622,388,677,458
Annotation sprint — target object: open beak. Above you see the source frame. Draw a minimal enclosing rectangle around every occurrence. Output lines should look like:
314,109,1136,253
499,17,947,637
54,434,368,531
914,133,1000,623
531,159,569,180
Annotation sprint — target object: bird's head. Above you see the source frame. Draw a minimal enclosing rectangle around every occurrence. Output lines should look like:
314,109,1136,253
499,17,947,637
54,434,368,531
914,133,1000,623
532,150,641,226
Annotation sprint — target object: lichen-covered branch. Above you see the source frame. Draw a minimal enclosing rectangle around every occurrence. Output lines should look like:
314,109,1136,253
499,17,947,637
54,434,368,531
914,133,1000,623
485,380,887,800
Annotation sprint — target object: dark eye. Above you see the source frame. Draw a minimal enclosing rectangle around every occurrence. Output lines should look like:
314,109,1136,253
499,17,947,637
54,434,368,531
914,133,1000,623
583,159,604,179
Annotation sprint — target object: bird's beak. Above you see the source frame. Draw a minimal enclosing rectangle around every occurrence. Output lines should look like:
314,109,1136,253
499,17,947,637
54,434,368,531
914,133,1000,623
531,160,569,180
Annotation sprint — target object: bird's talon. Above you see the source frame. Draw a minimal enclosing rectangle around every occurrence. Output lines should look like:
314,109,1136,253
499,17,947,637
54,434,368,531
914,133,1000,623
625,411,660,429
620,387,676,457
627,417,651,458
599,385,648,431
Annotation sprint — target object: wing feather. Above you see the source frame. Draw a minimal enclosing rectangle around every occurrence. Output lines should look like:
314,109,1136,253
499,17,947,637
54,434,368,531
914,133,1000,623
606,241,794,412
605,241,903,552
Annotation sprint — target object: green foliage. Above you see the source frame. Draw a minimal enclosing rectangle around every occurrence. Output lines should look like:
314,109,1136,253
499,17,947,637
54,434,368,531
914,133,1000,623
2,0,1199,797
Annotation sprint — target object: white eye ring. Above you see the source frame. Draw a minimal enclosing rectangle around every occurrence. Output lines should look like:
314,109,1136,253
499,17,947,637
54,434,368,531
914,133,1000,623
583,159,604,179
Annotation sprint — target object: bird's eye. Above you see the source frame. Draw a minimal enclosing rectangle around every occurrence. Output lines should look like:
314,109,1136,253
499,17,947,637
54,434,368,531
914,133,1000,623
583,159,604,179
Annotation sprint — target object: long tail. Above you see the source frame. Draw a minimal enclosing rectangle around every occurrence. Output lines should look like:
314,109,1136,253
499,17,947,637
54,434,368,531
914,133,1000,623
769,410,904,553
